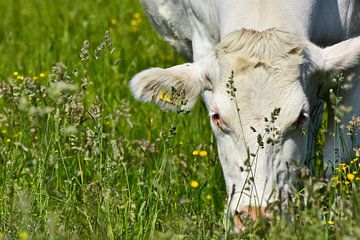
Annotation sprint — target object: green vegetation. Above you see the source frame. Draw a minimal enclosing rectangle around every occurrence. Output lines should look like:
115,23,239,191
0,1,359,239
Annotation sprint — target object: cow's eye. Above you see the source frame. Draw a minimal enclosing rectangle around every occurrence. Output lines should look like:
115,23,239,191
293,110,309,128
211,111,232,134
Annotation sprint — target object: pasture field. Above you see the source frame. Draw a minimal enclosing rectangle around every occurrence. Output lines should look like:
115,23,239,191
0,0,359,239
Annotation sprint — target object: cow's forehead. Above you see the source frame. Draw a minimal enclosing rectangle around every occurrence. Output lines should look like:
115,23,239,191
215,29,305,78
215,28,304,61
212,29,308,128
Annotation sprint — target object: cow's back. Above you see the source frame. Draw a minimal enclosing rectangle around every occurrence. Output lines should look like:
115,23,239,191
311,0,360,46
140,0,360,59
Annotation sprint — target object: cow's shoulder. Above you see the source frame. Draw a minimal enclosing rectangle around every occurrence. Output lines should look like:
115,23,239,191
140,0,193,60
140,0,220,61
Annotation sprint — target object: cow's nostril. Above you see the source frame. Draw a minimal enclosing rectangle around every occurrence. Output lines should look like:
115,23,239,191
233,211,246,233
233,207,269,233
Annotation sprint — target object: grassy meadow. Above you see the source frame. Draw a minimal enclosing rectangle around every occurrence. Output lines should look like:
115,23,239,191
0,0,360,239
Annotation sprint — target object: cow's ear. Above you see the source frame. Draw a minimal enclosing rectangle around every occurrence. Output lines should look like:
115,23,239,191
319,36,360,72
130,62,211,111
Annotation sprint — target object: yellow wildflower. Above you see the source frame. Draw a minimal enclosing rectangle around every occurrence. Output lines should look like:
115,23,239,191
130,12,141,30
32,76,38,80
0,232,4,238
6,139,11,143
134,12,141,19
339,163,347,168
192,150,199,156
14,131,23,137
159,91,172,103
39,72,46,78
13,71,19,76
1,129,7,134
131,19,138,26
351,158,358,164
199,150,208,157
339,163,348,173
206,194,212,200
17,75,24,80
111,18,118,25
19,232,28,239
190,180,199,188
347,173,355,182
327,220,335,225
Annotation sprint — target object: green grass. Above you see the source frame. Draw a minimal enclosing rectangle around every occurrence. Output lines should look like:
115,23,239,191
0,1,360,239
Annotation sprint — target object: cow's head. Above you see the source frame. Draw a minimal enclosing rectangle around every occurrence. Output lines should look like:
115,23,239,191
130,28,360,232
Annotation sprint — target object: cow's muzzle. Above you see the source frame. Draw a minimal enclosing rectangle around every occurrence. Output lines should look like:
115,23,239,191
233,206,269,233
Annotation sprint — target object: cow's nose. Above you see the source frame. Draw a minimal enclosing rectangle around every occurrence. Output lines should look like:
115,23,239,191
233,206,268,233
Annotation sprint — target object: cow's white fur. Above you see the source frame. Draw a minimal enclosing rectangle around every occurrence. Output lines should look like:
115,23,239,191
134,0,360,232
322,37,360,71
130,56,215,111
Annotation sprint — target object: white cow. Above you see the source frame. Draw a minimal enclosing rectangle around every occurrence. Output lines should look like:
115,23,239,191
130,0,360,232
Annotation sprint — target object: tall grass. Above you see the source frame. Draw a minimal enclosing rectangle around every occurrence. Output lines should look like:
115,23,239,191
0,1,359,239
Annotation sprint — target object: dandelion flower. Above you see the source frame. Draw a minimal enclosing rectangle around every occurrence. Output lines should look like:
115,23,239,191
134,12,141,19
18,232,28,239
206,194,212,200
6,139,11,143
1,129,7,134
199,150,208,157
39,73,46,78
13,71,19,76
192,150,199,156
327,220,335,225
111,18,118,25
131,19,138,26
347,173,355,181
190,180,199,188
